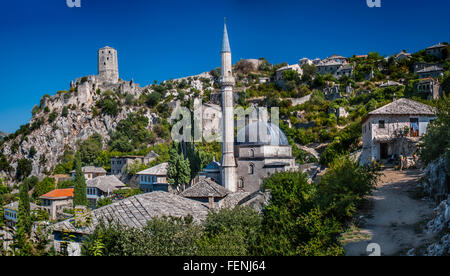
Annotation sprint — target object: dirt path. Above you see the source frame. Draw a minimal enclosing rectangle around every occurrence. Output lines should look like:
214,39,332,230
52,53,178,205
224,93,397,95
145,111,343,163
344,169,436,256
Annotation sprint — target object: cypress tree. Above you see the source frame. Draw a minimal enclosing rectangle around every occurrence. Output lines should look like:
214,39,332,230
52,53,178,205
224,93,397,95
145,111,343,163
73,152,88,207
18,179,31,234
14,179,33,255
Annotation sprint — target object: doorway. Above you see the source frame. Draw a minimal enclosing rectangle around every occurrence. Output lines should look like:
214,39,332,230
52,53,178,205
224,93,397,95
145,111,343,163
380,143,388,159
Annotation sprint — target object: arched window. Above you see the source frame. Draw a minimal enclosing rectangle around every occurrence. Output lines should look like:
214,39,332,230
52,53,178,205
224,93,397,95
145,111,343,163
238,178,244,189
249,163,255,175
250,149,255,158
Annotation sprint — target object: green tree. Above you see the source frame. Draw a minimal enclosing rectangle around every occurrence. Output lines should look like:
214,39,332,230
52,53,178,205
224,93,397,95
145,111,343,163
167,143,191,191
29,146,37,158
420,96,450,166
255,171,344,256
316,156,379,223
73,152,88,207
146,92,161,107
78,133,103,165
16,158,32,181
32,177,56,199
198,206,262,256
14,178,33,255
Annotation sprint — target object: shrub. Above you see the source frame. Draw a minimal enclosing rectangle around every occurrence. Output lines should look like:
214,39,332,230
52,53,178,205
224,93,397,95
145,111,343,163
97,97,119,117
420,97,450,166
146,92,161,107
316,156,379,223
61,106,69,117
255,171,344,256
48,111,58,123
29,146,37,158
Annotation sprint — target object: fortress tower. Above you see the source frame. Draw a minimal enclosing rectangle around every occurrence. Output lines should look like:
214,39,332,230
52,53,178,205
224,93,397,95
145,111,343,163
219,22,238,192
98,46,119,84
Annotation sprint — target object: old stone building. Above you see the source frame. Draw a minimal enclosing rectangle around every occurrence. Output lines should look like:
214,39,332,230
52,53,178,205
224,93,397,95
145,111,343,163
417,64,444,79
137,162,169,193
180,177,230,208
98,46,119,84
71,166,106,181
110,151,159,175
211,23,298,194
275,64,303,81
86,175,127,208
3,201,40,228
40,188,74,220
425,43,449,59
416,78,442,100
360,98,436,165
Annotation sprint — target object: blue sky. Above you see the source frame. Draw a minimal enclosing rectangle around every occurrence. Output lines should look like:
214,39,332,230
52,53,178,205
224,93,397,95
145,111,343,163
0,0,449,133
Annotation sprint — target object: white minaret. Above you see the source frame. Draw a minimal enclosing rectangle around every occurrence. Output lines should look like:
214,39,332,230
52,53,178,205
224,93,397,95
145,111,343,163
220,21,237,192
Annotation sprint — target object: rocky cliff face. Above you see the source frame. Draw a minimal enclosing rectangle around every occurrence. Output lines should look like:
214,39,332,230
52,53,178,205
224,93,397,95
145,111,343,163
0,77,159,180
422,156,449,200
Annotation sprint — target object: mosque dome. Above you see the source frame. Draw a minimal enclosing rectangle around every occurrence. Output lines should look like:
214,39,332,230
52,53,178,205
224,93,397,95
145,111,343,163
235,121,289,146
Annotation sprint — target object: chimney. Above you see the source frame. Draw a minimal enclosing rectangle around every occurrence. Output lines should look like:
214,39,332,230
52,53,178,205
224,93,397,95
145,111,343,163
208,194,215,209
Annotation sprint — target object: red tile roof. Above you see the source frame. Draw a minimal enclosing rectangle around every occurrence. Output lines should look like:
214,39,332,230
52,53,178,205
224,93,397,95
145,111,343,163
40,188,74,199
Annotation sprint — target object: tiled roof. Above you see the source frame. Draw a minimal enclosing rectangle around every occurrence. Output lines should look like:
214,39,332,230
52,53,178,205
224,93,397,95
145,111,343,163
40,188,74,199
51,191,209,234
426,43,448,50
417,65,444,73
181,178,230,199
137,162,169,176
70,166,107,174
86,175,126,193
3,201,40,212
367,98,435,116
380,80,403,87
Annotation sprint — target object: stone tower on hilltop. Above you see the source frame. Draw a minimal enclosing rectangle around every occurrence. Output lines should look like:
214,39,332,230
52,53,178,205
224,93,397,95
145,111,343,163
219,22,238,192
98,46,119,84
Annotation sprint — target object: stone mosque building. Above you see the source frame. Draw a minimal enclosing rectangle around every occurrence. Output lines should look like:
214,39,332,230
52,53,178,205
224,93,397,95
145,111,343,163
199,23,298,194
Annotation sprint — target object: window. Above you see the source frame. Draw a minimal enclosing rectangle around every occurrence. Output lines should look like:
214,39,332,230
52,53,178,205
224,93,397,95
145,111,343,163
249,164,255,175
410,118,419,137
238,178,244,189
250,149,255,158
379,120,385,129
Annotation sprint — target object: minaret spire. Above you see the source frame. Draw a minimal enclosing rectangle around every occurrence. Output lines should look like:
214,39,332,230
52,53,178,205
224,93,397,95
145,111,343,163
222,19,231,53
219,20,237,192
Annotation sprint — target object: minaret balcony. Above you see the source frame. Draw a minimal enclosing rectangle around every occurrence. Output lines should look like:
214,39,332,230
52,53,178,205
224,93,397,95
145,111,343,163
220,77,235,86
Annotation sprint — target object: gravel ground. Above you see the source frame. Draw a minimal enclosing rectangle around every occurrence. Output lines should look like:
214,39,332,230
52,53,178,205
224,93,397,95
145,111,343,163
344,169,436,256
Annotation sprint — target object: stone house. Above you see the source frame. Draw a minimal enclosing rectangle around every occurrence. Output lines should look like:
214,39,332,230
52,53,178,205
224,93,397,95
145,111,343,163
110,151,159,175
335,64,354,79
417,65,444,79
416,78,442,100
316,61,343,76
275,64,303,81
360,98,436,165
180,177,230,208
71,166,107,181
394,51,412,62
51,191,210,256
3,201,40,228
299,57,313,66
40,188,74,220
137,162,169,193
86,175,127,208
322,54,348,64
425,43,449,59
